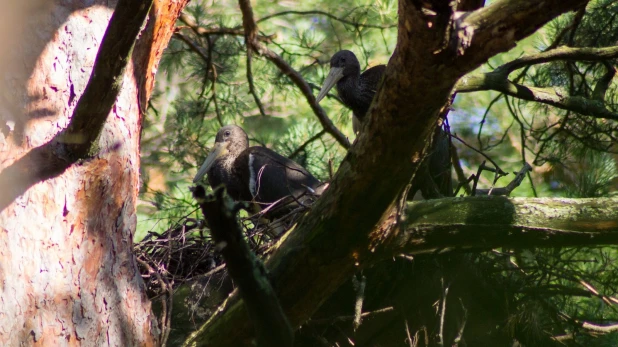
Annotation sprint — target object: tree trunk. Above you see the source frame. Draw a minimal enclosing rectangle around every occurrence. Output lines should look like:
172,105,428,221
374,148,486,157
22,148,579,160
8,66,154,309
0,1,187,345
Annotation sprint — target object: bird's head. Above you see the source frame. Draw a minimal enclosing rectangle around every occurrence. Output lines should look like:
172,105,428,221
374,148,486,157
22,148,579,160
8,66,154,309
316,50,360,103
193,125,249,183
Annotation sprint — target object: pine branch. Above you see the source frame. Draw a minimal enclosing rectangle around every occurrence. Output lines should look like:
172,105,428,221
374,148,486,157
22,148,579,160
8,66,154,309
455,46,618,121
494,46,618,74
256,10,396,29
178,14,274,42
237,0,351,149
456,73,618,121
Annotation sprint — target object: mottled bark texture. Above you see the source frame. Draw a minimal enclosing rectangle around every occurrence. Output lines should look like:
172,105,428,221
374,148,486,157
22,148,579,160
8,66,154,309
185,0,590,345
0,0,187,345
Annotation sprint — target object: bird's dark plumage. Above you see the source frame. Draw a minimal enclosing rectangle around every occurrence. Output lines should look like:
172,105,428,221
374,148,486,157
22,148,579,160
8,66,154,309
316,50,386,133
317,50,452,198
193,125,323,206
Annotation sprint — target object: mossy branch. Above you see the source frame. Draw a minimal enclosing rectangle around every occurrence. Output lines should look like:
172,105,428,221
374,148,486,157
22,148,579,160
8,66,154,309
455,46,618,121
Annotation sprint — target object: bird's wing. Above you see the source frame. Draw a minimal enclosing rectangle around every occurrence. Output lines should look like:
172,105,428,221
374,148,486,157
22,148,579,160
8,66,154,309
244,147,321,203
360,65,386,94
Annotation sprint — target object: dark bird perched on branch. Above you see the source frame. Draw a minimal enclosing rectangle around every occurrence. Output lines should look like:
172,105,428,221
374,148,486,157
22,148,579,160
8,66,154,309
316,50,452,198
193,125,325,210
316,50,385,134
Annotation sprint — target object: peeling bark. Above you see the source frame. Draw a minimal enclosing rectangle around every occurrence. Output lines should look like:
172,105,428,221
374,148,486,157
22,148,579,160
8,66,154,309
0,0,187,345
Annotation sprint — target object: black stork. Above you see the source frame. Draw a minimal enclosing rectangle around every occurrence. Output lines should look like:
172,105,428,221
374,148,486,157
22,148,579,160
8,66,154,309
316,50,452,198
316,50,385,134
193,125,324,208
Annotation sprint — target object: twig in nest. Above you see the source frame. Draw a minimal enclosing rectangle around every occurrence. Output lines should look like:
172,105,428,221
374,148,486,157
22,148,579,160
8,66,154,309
437,277,450,347
308,307,394,325
135,216,220,297
452,298,468,347
352,273,367,331
137,258,173,347
405,320,419,347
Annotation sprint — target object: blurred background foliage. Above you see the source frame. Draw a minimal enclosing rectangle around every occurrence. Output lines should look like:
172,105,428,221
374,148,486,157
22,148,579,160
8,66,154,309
136,0,618,344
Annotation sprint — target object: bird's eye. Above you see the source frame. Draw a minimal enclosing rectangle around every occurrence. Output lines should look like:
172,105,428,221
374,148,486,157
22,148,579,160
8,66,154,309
224,131,231,136
341,58,346,63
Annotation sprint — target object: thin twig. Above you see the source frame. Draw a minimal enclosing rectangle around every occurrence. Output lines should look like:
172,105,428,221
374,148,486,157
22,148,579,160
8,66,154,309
450,142,472,195
404,320,417,347
211,65,224,127
237,0,351,149
174,32,210,63
474,162,532,196
178,13,275,42
308,307,394,325
352,273,366,331
495,45,618,75
289,130,326,159
452,299,468,347
246,49,267,116
257,10,396,29
437,278,450,347
450,133,507,176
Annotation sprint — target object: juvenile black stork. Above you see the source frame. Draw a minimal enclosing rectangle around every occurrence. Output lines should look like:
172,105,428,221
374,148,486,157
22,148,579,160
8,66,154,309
193,125,324,208
316,50,452,198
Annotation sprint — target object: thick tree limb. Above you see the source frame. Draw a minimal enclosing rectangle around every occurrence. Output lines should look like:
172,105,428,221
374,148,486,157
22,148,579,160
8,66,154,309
384,197,618,256
457,0,485,12
454,0,589,70
185,196,618,346
192,186,293,347
183,0,590,345
0,0,153,212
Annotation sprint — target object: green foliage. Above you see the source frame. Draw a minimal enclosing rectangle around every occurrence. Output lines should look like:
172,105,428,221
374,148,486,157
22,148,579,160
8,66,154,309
138,0,398,236
137,0,618,345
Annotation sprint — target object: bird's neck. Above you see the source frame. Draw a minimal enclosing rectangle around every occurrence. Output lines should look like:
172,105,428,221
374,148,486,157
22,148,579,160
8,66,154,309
337,74,370,119
227,142,248,161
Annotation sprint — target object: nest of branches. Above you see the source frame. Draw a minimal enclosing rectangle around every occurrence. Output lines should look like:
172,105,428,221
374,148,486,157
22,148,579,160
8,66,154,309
134,195,317,345
134,196,316,299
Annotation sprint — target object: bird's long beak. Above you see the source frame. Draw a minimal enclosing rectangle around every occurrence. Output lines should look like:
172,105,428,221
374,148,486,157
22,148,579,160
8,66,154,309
316,67,344,103
193,142,227,183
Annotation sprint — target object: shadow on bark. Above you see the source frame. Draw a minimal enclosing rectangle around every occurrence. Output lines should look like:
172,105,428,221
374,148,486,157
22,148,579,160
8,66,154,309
0,1,170,345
